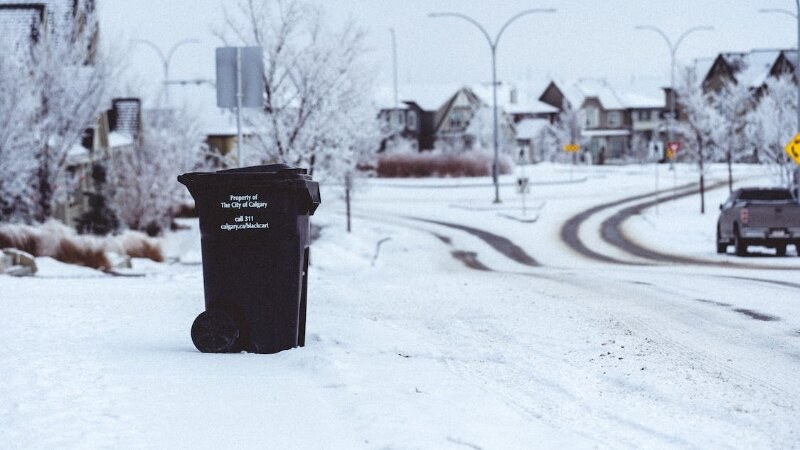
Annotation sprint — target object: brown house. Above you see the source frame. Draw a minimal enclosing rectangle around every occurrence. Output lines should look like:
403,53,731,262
701,49,797,94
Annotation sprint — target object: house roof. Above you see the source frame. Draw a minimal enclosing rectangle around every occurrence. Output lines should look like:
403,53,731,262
572,78,627,110
583,129,630,137
543,78,665,111
374,83,462,111
713,48,795,88
0,3,44,48
515,118,550,140
692,57,716,83
375,80,559,116
0,0,85,46
108,131,134,148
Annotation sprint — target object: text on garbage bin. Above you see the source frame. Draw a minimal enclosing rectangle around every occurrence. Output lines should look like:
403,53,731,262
220,194,269,231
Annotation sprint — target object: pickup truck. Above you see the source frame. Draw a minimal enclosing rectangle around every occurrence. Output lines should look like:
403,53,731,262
717,187,800,256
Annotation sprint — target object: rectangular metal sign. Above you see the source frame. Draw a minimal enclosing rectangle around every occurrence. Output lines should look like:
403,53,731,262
215,47,264,109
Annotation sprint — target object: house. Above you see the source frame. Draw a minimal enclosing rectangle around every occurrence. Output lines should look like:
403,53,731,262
376,84,458,152
55,98,142,228
539,79,665,162
473,81,558,161
0,0,97,53
0,2,45,48
701,48,797,94
377,102,434,152
377,83,520,155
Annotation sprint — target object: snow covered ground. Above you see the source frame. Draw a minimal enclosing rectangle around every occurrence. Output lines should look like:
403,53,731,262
2,163,799,449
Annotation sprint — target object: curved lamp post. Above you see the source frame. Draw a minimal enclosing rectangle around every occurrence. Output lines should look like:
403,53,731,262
635,25,713,170
132,38,200,103
430,9,555,203
759,4,800,142
760,2,800,199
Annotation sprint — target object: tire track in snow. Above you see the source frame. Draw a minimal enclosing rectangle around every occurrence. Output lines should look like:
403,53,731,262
601,182,800,271
349,213,495,272
559,182,697,265
403,216,540,267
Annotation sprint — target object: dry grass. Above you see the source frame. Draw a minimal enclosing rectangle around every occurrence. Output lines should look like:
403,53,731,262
0,220,163,271
377,151,512,178
112,231,164,262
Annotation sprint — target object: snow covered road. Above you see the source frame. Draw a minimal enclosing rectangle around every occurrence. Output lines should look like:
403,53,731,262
1,163,799,448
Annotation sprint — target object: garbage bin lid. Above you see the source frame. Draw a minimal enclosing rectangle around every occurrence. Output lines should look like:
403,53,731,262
178,164,313,185
177,164,321,215
215,164,306,176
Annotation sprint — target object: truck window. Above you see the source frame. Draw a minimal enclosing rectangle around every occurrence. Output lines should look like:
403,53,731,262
737,189,794,201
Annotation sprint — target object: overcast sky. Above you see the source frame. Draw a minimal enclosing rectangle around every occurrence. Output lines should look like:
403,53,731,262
99,0,797,99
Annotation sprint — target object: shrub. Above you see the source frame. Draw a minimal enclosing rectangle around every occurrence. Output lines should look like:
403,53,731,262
376,151,512,178
0,220,163,271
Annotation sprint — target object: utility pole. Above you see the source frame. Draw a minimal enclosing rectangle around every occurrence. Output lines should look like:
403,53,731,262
635,25,713,171
760,3,800,201
430,8,555,203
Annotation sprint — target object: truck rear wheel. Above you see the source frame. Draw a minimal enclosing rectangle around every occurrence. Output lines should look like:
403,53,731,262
716,227,727,254
734,227,748,257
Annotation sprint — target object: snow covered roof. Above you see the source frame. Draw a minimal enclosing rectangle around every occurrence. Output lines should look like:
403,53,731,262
719,49,792,88
65,143,90,165
545,78,665,111
583,129,630,137
692,57,716,83
573,79,627,110
783,51,798,71
515,118,550,140
374,83,463,111
471,81,559,115
147,83,250,136
619,92,663,109
375,80,559,116
108,131,133,148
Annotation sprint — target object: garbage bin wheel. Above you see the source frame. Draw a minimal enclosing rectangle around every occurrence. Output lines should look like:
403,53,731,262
191,309,239,353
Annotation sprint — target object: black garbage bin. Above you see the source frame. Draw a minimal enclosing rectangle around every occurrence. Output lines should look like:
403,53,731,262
177,164,320,354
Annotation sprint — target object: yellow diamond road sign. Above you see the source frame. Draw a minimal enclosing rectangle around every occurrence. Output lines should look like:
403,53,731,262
563,143,580,153
785,132,800,165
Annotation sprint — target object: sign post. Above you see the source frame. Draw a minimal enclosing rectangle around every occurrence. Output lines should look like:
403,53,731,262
784,132,800,202
517,146,529,216
216,47,264,167
563,143,579,181
667,140,680,199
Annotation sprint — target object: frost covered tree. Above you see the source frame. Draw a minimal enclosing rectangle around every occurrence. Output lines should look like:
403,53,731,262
0,42,39,222
215,0,378,179
0,1,111,223
110,107,208,235
745,75,797,188
713,80,753,191
547,99,583,163
676,67,722,213
464,105,515,156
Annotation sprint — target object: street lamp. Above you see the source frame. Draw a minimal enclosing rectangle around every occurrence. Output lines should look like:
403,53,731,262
760,3,800,199
430,9,555,203
390,28,399,108
131,38,200,103
635,25,713,170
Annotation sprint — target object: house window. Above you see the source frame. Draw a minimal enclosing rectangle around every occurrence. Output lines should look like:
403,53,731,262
449,108,468,129
637,110,651,121
607,111,622,127
407,110,418,130
583,107,599,128
391,110,405,127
